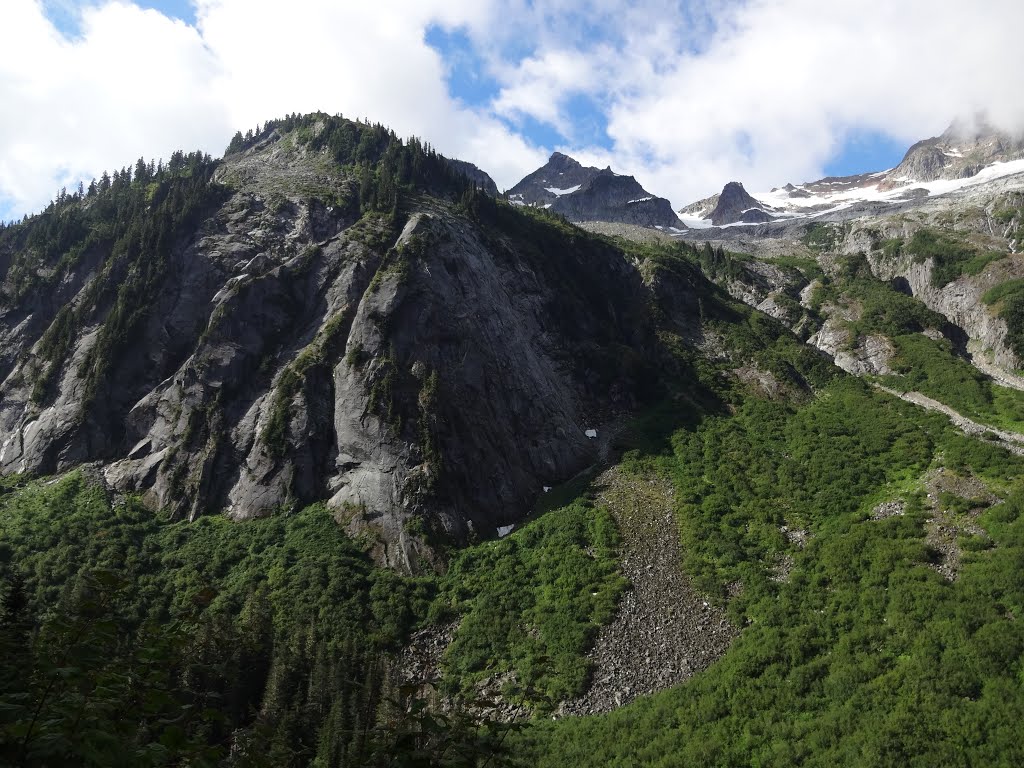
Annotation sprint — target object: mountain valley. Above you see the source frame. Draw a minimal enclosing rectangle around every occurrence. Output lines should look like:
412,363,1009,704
3,111,1024,766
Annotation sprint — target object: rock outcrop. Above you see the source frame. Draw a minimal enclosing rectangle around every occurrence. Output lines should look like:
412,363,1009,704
677,191,720,218
446,159,499,196
831,212,1024,370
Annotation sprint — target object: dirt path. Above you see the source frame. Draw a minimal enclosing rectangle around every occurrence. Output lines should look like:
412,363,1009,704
559,465,737,717
875,384,1024,455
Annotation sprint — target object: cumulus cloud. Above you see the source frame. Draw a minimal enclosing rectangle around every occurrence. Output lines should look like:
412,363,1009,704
596,0,1024,203
0,1,225,217
2,0,1024,219
0,0,545,218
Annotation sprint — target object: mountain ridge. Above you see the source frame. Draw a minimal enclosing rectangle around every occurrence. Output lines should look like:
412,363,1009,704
678,119,1024,230
509,152,685,229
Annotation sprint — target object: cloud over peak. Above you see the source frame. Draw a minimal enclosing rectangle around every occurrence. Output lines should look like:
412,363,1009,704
2,0,1023,219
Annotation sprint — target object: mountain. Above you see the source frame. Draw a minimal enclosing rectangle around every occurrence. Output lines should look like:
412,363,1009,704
507,151,594,206
880,117,1024,189
679,120,1024,229
7,110,1024,767
756,121,1024,223
705,181,775,225
509,152,685,229
0,114,710,571
679,181,776,227
446,158,499,196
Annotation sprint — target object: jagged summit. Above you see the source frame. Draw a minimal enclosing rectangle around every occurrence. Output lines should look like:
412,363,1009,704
880,119,1024,190
677,118,1024,230
509,152,685,230
706,181,774,226
678,181,775,227
547,151,583,169
508,152,598,207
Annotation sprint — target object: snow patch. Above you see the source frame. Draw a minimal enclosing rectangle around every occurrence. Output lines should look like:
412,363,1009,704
677,214,714,229
751,158,1024,219
497,525,515,538
585,429,598,439
544,184,581,196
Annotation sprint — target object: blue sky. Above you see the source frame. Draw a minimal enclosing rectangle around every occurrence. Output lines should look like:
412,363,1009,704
44,0,196,32
3,0,1022,221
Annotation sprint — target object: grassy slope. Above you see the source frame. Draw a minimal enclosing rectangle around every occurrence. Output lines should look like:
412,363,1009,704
814,258,1024,433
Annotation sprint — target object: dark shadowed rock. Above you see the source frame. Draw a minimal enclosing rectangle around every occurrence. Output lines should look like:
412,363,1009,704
510,153,684,229
707,181,775,225
550,171,684,228
446,159,499,196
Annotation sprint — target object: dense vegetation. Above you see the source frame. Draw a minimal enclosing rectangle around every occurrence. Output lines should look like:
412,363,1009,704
435,501,625,709
515,380,1024,766
0,472,637,764
882,334,1024,431
0,473,442,766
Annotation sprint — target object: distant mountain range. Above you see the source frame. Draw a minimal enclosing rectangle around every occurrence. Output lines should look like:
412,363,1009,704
679,119,1024,228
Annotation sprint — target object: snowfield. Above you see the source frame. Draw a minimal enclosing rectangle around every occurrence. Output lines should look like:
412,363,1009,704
544,184,582,196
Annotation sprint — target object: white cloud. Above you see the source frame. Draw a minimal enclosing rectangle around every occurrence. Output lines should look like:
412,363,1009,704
492,49,602,137
0,0,545,217
465,0,1024,207
2,0,1024,218
591,0,1024,204
0,1,225,215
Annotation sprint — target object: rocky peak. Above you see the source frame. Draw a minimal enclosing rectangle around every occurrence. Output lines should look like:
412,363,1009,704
707,181,774,226
509,153,684,230
546,151,584,172
508,152,602,207
882,118,1024,189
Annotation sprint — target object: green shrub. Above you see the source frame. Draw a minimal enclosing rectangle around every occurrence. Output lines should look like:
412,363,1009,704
906,228,999,286
436,501,626,708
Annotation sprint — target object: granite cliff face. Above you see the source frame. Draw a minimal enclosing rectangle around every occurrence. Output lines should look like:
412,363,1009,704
0,119,698,569
848,222,1024,370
